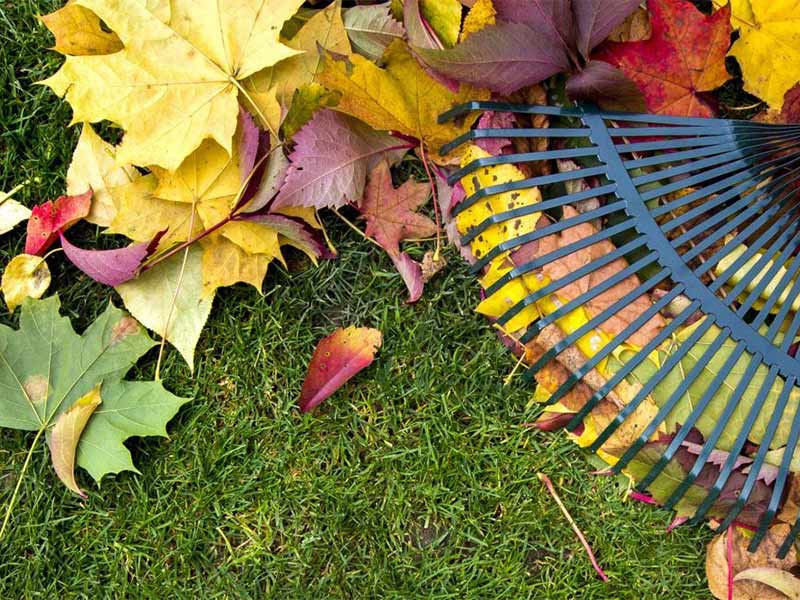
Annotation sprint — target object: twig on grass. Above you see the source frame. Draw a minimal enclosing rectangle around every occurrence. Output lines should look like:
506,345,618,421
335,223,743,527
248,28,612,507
537,472,610,582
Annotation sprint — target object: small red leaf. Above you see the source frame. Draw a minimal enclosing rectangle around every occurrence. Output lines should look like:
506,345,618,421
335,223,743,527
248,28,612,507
299,327,382,413
60,231,163,286
25,189,92,255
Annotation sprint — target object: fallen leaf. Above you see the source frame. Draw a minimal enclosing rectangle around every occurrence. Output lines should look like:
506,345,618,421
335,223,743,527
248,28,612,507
492,0,575,52
735,567,800,599
460,0,496,42
596,0,732,117
299,326,382,412
25,189,92,256
66,124,140,226
60,232,161,286
115,246,213,370
273,109,407,210
405,0,462,49
343,2,406,61
48,385,102,496
43,0,306,170
572,0,642,59
267,0,351,107
421,250,446,283
40,1,123,55
565,59,647,112
360,160,436,302
0,186,32,236
415,22,570,96
316,40,486,164
607,6,651,43
706,525,797,600
2,254,51,312
721,0,800,109
0,296,188,485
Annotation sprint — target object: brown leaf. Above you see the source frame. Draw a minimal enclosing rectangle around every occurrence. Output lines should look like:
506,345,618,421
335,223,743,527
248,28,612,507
706,525,798,600
534,206,666,346
607,6,651,43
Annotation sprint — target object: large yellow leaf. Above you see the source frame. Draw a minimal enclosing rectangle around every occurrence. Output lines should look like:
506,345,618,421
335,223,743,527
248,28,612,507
43,0,305,170
40,1,123,55
719,0,800,108
317,40,487,164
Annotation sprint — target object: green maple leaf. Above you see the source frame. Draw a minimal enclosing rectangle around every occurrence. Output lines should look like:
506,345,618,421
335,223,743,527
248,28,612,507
0,295,188,511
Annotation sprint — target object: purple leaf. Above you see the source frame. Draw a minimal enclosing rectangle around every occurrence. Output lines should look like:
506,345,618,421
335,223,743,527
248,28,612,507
60,233,161,286
273,109,409,210
392,252,424,304
474,111,515,155
238,107,260,182
566,60,645,112
404,0,443,50
493,0,575,53
415,22,570,95
572,0,641,58
343,3,406,61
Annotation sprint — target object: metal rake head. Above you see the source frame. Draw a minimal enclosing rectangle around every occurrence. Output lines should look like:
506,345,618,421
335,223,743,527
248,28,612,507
440,101,800,555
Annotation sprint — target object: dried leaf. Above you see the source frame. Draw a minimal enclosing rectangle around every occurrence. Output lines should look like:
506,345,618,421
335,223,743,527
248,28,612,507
25,189,92,256
343,2,405,61
60,233,160,287
40,1,123,55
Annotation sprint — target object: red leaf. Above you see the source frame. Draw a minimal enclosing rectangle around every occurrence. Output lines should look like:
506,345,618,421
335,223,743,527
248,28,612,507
299,326,383,413
60,231,163,286
595,0,732,118
360,160,436,302
25,189,92,255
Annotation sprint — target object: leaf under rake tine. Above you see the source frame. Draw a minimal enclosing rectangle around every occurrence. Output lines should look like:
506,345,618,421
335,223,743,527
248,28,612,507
543,287,683,409
662,354,764,512
624,143,740,170
471,202,631,274
520,269,669,370
616,135,739,155
591,317,718,456
452,167,608,218
438,102,585,124
636,340,747,491
461,184,618,246
745,237,800,326
440,127,591,156
512,252,660,336
565,299,700,428
492,238,649,323
448,147,599,184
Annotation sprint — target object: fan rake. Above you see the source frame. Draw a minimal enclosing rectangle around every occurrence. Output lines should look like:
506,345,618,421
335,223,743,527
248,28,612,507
439,101,800,556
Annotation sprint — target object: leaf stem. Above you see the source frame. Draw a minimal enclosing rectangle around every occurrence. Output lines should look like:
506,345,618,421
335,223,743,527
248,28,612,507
331,207,382,249
0,427,45,541
417,143,442,261
230,77,279,139
537,472,609,582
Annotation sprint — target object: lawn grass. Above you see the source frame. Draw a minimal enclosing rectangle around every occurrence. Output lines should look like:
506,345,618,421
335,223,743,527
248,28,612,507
1,1,714,597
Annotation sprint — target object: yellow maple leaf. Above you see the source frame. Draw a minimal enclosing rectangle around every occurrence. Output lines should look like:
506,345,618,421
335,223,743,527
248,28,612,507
40,1,123,55
66,124,140,226
317,40,488,164
420,0,462,48
715,0,800,108
2,255,51,312
42,0,305,170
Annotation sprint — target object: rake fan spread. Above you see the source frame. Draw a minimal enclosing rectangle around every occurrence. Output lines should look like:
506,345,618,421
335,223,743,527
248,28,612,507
440,101,800,556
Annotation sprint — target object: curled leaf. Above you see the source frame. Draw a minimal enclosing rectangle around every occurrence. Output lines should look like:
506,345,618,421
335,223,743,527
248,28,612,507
25,189,92,256
48,385,102,496
60,232,162,287
299,326,383,412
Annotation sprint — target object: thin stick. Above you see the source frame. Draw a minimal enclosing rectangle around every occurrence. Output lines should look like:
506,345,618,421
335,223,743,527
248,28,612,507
331,207,382,249
417,143,443,261
230,77,278,139
726,524,735,600
537,472,610,582
0,427,45,540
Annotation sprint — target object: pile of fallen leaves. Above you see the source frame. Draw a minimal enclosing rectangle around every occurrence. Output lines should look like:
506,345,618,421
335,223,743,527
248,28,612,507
3,0,800,596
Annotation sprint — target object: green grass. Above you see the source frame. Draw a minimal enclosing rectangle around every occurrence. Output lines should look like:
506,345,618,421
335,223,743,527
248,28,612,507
1,1,714,597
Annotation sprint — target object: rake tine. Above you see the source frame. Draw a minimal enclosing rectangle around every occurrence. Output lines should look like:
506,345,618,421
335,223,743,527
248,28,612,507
542,287,684,409
440,127,592,156
460,184,618,245
615,135,735,154
624,143,739,170
609,126,735,138
590,317,719,456
452,167,609,218
743,236,800,325
566,299,700,428
447,147,599,184
520,269,669,368
470,203,632,274
511,251,659,335
438,102,585,125
490,238,649,320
